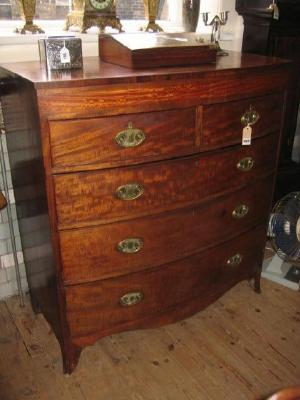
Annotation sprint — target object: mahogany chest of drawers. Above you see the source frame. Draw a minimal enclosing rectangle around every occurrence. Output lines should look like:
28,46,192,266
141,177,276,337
0,53,290,373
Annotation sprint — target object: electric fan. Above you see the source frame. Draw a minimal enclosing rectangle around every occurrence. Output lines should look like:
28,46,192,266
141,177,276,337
268,192,300,267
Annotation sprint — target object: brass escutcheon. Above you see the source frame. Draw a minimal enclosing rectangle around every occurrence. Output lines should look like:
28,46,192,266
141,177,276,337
237,157,254,172
241,106,260,126
115,122,146,148
227,253,243,267
117,238,144,253
120,292,144,307
116,183,144,201
232,204,249,219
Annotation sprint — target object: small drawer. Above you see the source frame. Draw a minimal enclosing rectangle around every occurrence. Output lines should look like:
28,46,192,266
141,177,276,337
49,108,197,170
65,225,266,339
60,176,274,284
54,133,278,229
202,93,283,148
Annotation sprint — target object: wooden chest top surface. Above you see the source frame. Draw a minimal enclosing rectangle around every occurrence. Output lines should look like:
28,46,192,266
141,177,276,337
0,52,290,88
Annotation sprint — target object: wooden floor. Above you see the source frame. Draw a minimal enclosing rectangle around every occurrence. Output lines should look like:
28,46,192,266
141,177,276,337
0,278,299,400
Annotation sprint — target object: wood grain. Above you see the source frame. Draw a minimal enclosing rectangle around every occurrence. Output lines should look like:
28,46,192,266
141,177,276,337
65,225,266,340
202,93,283,148
0,53,290,89
98,34,217,69
49,107,197,170
54,133,278,229
60,176,273,284
0,53,290,374
36,66,290,121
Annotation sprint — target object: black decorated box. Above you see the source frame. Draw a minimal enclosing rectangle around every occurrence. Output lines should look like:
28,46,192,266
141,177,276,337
38,37,83,70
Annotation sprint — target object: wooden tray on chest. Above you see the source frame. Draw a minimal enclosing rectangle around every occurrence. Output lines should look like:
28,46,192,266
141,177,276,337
98,32,217,68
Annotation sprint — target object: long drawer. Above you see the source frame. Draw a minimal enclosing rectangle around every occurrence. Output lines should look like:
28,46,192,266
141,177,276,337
60,176,273,284
65,225,266,339
49,108,197,170
54,133,279,229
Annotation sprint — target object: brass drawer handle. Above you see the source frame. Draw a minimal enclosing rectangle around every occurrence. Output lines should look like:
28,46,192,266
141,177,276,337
115,122,146,148
120,292,144,307
116,183,144,201
227,253,243,267
241,106,260,126
237,157,254,172
117,238,144,253
232,204,249,219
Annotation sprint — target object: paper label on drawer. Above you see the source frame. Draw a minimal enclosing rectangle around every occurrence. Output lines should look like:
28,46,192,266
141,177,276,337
60,43,70,64
242,125,252,145
272,4,279,20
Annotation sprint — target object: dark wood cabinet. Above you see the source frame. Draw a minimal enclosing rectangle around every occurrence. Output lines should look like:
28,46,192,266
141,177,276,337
0,53,290,373
236,0,300,200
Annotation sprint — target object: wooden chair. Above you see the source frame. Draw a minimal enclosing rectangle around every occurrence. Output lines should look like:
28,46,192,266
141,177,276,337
267,387,300,400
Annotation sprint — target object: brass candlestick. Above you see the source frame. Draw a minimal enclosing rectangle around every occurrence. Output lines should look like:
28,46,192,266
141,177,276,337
142,0,163,32
16,0,44,34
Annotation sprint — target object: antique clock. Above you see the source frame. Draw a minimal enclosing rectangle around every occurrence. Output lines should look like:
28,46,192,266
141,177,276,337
65,0,122,33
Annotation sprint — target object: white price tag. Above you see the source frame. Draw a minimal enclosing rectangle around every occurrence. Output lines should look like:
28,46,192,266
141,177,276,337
60,42,70,64
242,125,252,146
273,4,279,19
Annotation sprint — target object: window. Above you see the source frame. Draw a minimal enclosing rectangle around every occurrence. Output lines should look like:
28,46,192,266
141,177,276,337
0,0,20,19
0,0,168,21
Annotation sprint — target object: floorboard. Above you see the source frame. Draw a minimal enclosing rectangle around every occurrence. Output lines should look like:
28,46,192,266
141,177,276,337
0,278,299,400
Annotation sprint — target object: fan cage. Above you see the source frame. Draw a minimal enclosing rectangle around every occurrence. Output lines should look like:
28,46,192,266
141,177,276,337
269,191,300,266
